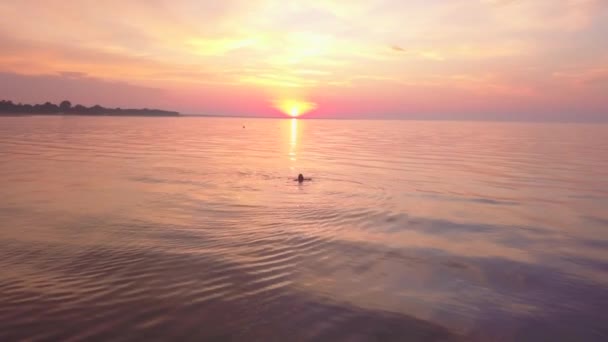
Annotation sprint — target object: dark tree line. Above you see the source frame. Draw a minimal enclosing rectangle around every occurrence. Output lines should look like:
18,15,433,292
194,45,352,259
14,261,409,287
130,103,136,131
0,100,179,116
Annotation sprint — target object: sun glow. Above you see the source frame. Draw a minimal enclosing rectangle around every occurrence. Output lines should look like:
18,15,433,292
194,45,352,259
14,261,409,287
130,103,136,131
273,99,317,117
290,107,300,117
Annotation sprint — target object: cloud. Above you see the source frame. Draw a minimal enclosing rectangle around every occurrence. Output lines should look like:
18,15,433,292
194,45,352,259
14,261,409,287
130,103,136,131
0,72,166,108
583,69,608,86
483,0,605,32
59,71,87,78
0,0,606,120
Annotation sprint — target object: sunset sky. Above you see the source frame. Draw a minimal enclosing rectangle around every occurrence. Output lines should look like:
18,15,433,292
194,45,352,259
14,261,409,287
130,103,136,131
0,0,607,120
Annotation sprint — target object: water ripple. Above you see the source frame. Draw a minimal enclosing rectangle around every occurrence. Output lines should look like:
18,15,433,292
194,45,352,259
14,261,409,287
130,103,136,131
1,117,607,340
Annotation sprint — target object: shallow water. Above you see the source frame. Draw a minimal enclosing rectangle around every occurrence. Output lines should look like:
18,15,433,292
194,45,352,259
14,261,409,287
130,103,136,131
1,116,607,341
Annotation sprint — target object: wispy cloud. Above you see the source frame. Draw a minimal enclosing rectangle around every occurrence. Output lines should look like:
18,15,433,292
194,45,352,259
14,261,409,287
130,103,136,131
0,0,606,119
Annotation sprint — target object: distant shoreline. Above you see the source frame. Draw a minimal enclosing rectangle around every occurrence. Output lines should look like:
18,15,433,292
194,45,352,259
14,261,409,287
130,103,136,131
0,112,180,117
0,99,179,117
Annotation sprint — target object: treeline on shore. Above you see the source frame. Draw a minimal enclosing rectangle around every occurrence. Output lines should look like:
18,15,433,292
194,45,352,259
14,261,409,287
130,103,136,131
0,100,179,116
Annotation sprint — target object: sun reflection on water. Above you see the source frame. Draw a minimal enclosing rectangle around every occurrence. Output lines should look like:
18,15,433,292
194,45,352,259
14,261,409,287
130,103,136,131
289,118,298,161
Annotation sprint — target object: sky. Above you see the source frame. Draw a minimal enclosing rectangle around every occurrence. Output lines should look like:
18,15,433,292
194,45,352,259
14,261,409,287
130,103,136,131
0,0,607,120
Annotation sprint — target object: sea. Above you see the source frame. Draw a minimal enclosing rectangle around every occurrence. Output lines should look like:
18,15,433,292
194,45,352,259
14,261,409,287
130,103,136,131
0,116,607,341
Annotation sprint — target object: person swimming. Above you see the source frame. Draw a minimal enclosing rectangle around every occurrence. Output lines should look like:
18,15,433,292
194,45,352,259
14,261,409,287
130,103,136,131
296,174,311,183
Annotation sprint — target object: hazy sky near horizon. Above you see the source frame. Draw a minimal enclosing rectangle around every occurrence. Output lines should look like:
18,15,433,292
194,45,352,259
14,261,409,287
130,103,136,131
0,0,607,120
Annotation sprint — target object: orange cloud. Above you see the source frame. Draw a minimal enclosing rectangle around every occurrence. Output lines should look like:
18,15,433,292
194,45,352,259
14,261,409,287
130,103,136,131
0,0,606,120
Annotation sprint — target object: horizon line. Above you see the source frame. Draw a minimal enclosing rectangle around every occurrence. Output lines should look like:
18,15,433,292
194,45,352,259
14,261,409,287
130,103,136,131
179,113,608,124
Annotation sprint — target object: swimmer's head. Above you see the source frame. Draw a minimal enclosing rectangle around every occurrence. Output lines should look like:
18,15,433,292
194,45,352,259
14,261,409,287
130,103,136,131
298,174,304,182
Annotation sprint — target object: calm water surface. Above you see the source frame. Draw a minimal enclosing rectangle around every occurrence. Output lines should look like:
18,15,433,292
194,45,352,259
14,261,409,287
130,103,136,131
1,116,607,341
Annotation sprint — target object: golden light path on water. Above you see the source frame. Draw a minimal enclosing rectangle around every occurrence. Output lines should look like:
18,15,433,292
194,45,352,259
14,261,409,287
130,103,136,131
289,118,298,162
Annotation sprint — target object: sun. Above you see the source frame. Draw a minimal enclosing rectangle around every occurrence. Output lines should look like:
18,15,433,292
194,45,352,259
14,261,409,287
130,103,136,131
289,106,300,117
273,99,317,117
